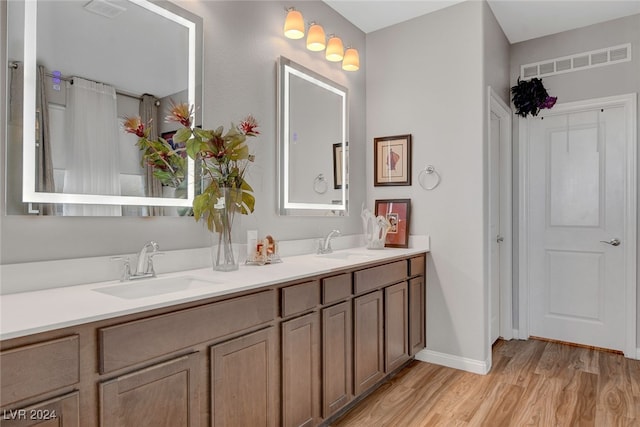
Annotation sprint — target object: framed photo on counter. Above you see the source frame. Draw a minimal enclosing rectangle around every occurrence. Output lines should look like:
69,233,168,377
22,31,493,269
374,198,411,248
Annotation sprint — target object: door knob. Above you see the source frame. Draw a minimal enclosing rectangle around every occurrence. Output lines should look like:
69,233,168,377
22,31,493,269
600,238,621,246
496,235,504,243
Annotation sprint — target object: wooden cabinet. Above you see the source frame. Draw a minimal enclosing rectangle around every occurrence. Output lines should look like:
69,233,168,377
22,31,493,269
0,336,79,408
1,252,427,427
210,327,278,427
282,312,320,427
322,301,352,418
353,291,384,395
385,282,410,373
409,276,426,356
100,353,199,427
0,392,79,427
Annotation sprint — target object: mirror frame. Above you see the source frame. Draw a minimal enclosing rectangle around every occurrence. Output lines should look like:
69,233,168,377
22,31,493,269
19,0,202,208
277,56,348,216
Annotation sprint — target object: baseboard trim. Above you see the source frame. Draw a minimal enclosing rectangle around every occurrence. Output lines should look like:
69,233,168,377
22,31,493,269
415,349,490,375
636,348,640,360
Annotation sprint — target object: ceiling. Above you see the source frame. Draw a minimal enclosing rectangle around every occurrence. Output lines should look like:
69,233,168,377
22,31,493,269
323,0,640,43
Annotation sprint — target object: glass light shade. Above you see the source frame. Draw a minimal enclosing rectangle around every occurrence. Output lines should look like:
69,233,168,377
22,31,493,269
284,9,304,39
306,23,326,51
325,36,344,62
342,48,360,71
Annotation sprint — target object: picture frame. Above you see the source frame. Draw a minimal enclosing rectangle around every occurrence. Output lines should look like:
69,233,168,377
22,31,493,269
374,198,411,248
333,142,347,189
374,134,412,186
161,130,179,150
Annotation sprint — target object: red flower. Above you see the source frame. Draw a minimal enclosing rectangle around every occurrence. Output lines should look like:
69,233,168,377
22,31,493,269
123,116,146,138
239,115,259,135
165,100,193,128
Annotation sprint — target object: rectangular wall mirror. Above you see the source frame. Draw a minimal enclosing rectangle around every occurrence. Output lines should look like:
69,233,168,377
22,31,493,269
277,56,349,216
5,0,203,216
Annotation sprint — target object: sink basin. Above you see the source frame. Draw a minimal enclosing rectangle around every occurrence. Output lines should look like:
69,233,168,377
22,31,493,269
94,276,221,299
318,251,377,261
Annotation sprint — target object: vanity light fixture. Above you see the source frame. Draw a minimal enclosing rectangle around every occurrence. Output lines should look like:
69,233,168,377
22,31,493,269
325,35,344,62
306,22,326,52
342,47,360,71
284,7,305,39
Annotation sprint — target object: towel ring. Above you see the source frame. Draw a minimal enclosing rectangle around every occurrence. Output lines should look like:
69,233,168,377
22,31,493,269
313,174,328,194
418,165,441,190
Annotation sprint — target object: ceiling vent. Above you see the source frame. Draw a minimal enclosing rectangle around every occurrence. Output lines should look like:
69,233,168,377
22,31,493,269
83,0,126,19
520,43,631,80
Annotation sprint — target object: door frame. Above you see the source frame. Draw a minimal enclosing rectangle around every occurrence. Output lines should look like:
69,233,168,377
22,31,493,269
487,87,513,344
518,93,637,358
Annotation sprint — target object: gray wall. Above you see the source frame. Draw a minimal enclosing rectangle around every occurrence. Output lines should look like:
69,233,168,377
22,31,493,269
0,1,366,265
510,14,640,343
366,1,508,364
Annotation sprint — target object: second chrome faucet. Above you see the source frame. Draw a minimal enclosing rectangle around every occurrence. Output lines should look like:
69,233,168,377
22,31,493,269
318,230,341,254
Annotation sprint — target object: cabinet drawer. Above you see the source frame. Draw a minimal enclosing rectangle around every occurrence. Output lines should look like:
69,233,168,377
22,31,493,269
0,335,79,407
281,281,320,318
409,256,425,276
353,261,406,294
322,273,351,304
0,391,80,427
100,290,275,373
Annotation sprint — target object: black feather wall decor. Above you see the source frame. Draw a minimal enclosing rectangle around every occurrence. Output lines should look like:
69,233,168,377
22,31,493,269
511,77,557,118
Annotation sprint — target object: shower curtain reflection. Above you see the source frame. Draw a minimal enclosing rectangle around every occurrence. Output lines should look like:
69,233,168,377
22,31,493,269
62,77,121,216
36,65,56,215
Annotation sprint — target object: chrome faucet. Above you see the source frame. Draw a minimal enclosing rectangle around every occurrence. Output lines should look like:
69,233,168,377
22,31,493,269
111,241,163,282
318,230,341,254
133,241,161,279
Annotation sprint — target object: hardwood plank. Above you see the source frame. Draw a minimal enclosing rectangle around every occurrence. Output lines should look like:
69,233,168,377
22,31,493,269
597,351,636,421
569,371,597,426
628,357,640,397
331,339,640,427
499,339,546,388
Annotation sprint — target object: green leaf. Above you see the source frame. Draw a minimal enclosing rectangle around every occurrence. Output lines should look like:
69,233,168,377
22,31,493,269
173,127,192,143
229,144,249,161
186,138,200,160
194,128,213,140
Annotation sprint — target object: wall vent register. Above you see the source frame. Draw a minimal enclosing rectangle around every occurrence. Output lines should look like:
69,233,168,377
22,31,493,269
520,43,631,80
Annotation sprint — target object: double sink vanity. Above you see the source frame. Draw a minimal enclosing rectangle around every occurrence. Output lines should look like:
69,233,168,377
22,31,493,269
0,245,427,426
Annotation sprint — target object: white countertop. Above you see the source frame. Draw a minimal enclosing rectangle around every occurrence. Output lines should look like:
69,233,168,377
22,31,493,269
0,245,429,341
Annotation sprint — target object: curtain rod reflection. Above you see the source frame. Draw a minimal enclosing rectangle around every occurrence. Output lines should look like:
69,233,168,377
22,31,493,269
8,61,159,106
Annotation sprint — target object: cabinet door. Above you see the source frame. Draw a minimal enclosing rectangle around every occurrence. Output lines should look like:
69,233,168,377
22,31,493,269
100,353,199,427
211,327,278,427
385,282,410,373
409,276,426,356
322,301,352,418
0,391,79,427
282,313,320,427
353,291,384,396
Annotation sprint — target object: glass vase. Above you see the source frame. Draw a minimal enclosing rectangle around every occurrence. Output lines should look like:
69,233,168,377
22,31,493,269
211,187,240,272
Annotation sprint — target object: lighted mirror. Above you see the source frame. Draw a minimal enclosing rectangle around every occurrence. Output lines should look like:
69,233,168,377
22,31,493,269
5,0,202,216
277,56,348,216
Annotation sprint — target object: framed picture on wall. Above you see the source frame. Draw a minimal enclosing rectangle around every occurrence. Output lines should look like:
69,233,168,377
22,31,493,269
374,134,412,186
374,198,411,248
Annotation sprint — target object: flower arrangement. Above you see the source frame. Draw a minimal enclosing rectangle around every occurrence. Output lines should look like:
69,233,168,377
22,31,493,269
511,77,557,118
124,102,260,233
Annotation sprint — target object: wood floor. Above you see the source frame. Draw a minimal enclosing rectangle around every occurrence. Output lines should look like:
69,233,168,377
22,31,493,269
331,339,640,426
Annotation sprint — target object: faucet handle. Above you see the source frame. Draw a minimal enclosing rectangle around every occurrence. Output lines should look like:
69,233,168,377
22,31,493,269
110,256,131,282
147,252,164,276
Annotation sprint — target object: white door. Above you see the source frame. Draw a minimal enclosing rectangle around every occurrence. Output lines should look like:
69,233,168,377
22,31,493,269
488,88,513,347
489,112,501,344
527,102,630,351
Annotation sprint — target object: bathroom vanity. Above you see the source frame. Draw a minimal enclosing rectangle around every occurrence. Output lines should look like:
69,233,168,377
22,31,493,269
0,249,426,426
